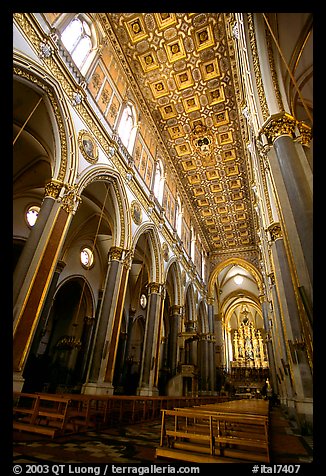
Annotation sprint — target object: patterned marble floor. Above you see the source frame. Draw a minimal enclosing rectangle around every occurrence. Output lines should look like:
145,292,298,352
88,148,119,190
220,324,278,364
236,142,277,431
12,406,313,466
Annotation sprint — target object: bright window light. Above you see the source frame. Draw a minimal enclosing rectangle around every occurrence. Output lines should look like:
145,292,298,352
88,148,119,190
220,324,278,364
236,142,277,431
234,274,243,285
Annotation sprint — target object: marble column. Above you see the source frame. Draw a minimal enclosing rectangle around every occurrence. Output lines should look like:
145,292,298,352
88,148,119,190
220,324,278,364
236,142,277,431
79,316,96,383
169,305,182,377
261,113,312,292
268,277,294,402
208,337,216,394
260,297,278,393
13,180,64,310
268,222,313,430
202,338,209,393
13,183,80,392
137,282,164,396
84,247,131,394
31,260,66,356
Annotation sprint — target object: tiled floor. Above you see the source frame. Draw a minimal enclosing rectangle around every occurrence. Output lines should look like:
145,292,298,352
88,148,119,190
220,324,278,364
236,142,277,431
12,406,313,466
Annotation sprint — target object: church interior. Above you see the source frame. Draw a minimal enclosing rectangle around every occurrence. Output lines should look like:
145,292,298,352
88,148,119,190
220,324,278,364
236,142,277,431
13,12,313,461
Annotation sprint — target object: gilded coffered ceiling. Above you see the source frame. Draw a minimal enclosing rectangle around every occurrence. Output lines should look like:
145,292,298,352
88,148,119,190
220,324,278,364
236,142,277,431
101,13,256,253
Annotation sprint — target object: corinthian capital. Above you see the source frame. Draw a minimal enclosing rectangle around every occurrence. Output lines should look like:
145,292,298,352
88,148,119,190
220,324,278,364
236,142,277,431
260,112,297,144
44,179,64,199
60,184,81,214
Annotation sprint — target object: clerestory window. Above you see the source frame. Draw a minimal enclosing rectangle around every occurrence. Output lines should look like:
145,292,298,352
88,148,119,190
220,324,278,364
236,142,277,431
61,15,93,70
117,103,137,153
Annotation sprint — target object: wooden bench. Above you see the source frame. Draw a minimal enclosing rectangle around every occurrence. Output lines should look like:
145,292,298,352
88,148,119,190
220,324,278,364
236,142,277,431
13,392,72,438
156,402,270,463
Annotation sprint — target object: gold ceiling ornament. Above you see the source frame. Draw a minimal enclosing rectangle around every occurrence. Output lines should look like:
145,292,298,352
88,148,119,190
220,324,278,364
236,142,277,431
190,123,214,157
98,13,257,252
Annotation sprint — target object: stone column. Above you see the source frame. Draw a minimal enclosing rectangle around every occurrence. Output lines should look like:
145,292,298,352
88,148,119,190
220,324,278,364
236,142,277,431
13,180,64,309
268,222,313,431
13,183,80,392
124,308,136,362
84,247,131,395
260,113,312,293
207,336,216,394
169,305,182,377
31,260,66,355
268,274,294,403
260,296,278,392
137,282,164,396
201,337,209,393
79,316,97,383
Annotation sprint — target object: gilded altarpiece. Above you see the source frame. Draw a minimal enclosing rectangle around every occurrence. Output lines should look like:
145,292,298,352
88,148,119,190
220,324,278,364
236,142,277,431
232,319,267,369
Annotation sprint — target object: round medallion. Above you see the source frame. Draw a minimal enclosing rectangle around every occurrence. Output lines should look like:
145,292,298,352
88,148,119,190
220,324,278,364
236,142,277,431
131,200,143,225
140,293,147,309
78,130,99,164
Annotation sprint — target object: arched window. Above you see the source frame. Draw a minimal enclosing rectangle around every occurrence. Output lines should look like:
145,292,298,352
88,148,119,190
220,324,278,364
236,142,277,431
61,15,93,70
117,102,137,153
153,159,164,204
176,196,182,237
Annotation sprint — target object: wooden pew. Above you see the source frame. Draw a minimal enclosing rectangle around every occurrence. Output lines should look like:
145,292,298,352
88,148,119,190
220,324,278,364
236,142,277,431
156,401,270,463
13,392,72,438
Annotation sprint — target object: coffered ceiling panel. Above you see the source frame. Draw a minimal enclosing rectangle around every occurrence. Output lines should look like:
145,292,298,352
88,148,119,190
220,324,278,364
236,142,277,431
103,12,257,253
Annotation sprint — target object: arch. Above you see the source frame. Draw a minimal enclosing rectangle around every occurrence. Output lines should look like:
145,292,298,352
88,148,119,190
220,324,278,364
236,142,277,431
22,275,95,393
132,222,163,284
208,257,264,298
184,282,196,323
164,258,182,307
197,299,208,334
13,55,77,186
76,166,131,251
222,293,264,328
54,274,95,318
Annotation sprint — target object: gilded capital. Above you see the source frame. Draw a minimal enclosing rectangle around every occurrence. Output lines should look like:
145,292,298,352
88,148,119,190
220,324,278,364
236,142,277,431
296,121,313,147
108,246,124,261
268,272,275,286
170,305,182,316
267,222,282,241
260,113,297,144
123,249,134,269
148,282,161,294
60,184,81,214
44,179,64,199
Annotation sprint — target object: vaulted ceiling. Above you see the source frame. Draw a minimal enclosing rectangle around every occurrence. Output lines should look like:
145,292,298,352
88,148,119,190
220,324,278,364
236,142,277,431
100,13,312,255
102,12,255,254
